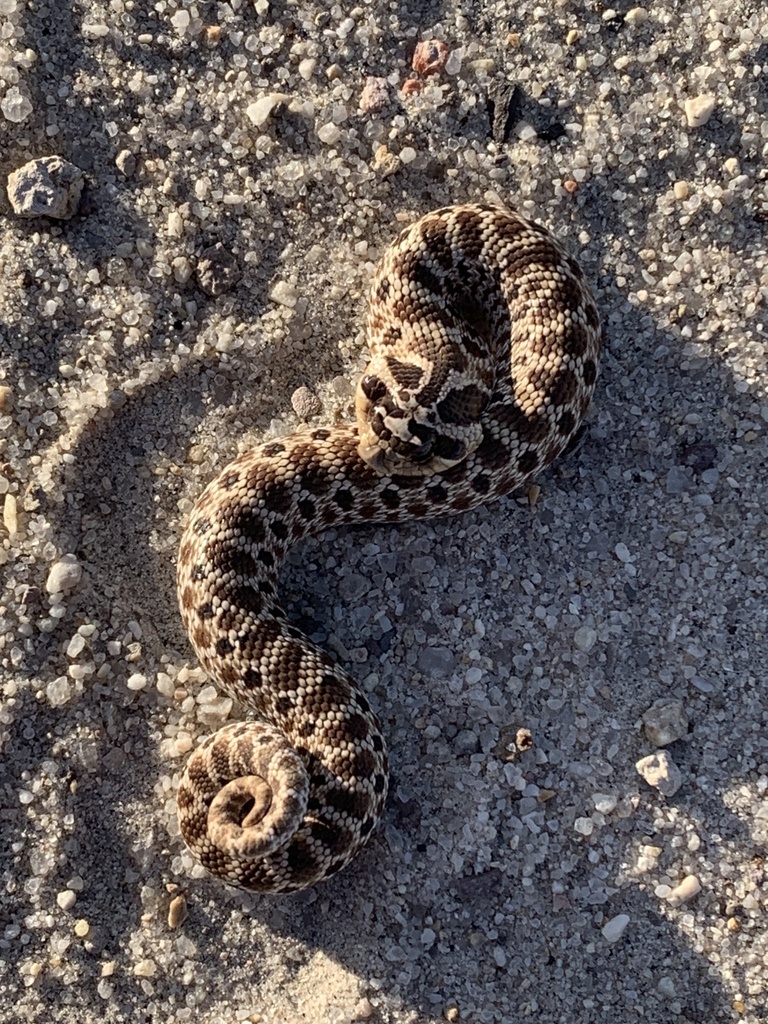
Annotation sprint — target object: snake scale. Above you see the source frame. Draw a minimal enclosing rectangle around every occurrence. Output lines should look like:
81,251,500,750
175,203,601,893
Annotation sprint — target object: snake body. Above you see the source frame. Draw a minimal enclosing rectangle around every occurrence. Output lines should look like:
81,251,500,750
175,203,601,892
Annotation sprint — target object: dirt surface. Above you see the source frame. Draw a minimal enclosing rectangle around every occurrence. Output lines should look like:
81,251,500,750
1,1,767,1022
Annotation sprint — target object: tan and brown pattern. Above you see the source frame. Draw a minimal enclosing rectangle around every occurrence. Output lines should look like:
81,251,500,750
175,203,601,892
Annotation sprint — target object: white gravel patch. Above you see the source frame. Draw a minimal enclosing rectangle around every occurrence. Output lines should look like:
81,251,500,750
1,1,767,1022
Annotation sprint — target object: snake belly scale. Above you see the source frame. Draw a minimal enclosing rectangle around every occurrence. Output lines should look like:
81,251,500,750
175,203,601,893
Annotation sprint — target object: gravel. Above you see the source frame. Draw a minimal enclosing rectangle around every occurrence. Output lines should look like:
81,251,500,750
1,1,768,1023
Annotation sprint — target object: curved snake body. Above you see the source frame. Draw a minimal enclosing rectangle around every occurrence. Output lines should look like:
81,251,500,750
176,203,601,892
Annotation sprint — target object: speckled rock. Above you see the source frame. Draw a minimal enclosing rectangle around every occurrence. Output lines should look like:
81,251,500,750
196,243,241,297
291,386,322,420
7,156,84,219
636,751,683,797
412,39,449,76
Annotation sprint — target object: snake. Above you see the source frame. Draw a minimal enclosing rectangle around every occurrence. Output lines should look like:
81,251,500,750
174,202,601,893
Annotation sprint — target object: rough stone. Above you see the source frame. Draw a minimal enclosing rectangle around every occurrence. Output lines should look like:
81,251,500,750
636,751,683,797
7,156,84,219
642,698,689,746
46,554,83,594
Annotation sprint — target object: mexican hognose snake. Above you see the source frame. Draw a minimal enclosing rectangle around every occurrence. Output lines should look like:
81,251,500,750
176,203,601,892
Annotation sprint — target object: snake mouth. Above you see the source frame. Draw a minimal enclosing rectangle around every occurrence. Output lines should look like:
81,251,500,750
357,425,469,478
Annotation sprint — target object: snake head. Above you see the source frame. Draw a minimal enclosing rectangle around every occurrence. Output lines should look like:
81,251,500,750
355,371,470,477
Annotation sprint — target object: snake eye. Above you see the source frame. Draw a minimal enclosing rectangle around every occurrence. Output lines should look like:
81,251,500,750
361,375,387,403
432,436,467,462
410,438,434,462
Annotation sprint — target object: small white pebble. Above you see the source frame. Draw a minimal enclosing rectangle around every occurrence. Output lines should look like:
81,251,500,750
601,914,630,943
46,554,82,594
635,844,663,873
1,86,33,123
657,976,677,999
592,793,618,814
317,122,341,145
115,149,136,176
167,211,184,237
614,542,631,563
624,7,648,25
298,58,316,80
170,9,190,33
46,676,74,707
174,733,194,755
66,634,86,659
665,875,701,907
685,95,715,127
246,94,281,127
56,890,77,911
3,493,18,535
573,625,597,652
270,281,299,307
126,673,147,691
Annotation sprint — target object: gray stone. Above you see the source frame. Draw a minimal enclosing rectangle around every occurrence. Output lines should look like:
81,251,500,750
417,646,456,676
642,698,689,746
601,913,630,943
338,573,369,602
454,729,480,755
7,156,84,219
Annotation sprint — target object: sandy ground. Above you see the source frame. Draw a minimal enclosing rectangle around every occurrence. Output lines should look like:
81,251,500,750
1,1,768,1022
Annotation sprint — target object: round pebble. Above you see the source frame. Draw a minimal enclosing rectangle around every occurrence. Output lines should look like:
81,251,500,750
56,890,77,911
291,387,322,420
168,893,188,929
196,243,240,297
